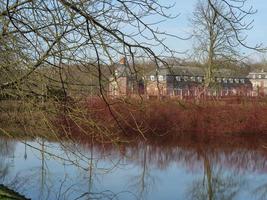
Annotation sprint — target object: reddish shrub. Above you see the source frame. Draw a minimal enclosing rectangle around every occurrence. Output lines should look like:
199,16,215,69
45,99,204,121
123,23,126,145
54,97,267,141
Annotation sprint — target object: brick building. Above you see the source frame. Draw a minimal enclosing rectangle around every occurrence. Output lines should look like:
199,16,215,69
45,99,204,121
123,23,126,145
146,66,252,98
109,58,144,96
247,69,267,96
109,62,253,98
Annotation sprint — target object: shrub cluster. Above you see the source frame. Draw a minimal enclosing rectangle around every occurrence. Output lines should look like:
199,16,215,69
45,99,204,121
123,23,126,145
55,97,267,140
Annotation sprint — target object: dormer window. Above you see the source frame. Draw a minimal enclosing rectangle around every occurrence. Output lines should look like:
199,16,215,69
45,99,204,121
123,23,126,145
234,79,239,83
197,77,203,82
216,78,222,83
240,79,245,84
158,75,164,81
190,76,196,81
183,76,188,81
115,70,118,76
223,78,227,83
229,78,234,83
150,75,155,81
176,76,181,81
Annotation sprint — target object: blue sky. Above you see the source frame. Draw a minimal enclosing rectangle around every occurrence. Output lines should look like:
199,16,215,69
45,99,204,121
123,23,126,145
155,0,267,61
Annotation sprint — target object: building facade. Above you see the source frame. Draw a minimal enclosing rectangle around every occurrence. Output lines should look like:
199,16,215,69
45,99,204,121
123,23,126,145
109,63,263,98
146,66,252,98
247,70,267,96
108,58,144,96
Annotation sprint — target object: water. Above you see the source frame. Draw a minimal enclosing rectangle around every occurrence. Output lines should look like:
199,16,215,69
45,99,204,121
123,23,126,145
1,135,267,200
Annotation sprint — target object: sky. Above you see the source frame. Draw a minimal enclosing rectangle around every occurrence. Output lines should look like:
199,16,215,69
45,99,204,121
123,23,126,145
154,0,267,61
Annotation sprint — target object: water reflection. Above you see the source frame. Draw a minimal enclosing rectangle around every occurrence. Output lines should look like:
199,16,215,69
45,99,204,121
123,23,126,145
187,148,244,200
0,138,15,182
0,135,267,200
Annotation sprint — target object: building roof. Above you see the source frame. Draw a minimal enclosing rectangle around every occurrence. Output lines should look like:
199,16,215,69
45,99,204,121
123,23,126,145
247,69,267,79
147,65,247,78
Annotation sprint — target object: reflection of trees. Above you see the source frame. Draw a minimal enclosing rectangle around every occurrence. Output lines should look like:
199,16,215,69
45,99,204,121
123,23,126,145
76,136,267,200
1,135,267,199
0,137,33,197
187,149,244,200
0,138,16,182
128,145,156,200
22,138,136,200
253,183,267,200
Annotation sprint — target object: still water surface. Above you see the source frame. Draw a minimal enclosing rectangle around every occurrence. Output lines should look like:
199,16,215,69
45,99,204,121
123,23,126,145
1,135,267,200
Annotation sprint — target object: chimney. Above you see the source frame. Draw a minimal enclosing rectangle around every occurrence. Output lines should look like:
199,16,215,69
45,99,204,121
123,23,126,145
119,57,126,65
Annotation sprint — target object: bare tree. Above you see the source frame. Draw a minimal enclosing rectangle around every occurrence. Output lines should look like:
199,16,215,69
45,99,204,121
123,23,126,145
191,0,265,87
0,0,181,138
0,0,178,94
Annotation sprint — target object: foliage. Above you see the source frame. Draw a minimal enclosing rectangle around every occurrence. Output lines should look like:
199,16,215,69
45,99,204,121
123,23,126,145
55,98,267,142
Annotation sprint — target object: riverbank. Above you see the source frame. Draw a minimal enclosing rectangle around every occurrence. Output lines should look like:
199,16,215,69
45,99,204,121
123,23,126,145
55,97,267,141
2,97,267,141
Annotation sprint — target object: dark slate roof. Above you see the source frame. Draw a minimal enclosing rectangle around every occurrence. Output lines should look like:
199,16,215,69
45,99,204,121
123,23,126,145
148,65,204,76
147,65,247,78
247,70,267,79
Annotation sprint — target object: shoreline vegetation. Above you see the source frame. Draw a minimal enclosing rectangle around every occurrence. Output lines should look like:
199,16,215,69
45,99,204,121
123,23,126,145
56,97,267,141
1,97,267,143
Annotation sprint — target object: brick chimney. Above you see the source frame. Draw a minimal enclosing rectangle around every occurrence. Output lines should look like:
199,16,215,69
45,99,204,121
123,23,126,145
119,57,126,65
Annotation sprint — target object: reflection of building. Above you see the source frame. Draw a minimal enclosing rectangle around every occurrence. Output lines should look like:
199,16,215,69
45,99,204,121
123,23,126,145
109,58,144,96
247,70,267,96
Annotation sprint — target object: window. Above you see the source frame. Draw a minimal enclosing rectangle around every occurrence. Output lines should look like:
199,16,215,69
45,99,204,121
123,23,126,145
240,79,245,84
115,70,118,76
223,78,227,83
229,78,233,83
216,78,222,83
175,76,181,81
234,79,239,83
253,82,260,87
150,75,155,81
197,76,203,82
259,75,262,79
190,76,196,81
158,75,164,81
253,74,256,79
183,76,188,81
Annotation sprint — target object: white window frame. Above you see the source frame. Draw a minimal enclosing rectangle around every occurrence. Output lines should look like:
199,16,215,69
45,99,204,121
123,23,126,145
197,77,203,82
158,75,164,81
190,76,196,81
175,76,181,81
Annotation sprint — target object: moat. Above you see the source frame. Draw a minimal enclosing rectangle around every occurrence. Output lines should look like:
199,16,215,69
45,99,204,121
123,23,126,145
1,135,267,200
